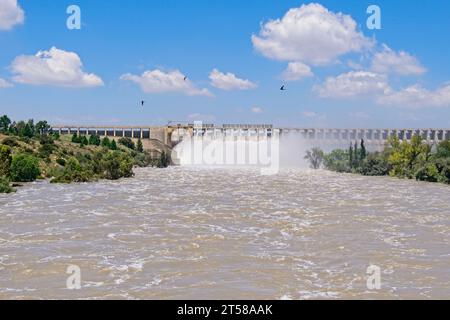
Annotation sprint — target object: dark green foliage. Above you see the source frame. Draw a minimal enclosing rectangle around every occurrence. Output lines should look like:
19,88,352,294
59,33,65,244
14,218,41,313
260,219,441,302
56,158,66,166
51,157,93,183
118,137,135,150
0,115,11,133
10,154,41,182
80,136,88,146
0,176,15,193
38,135,56,159
35,121,51,135
358,152,390,176
324,149,350,173
137,138,144,153
89,135,101,146
101,151,134,180
1,136,19,147
110,139,117,150
0,144,12,177
101,137,111,148
72,133,80,143
360,139,367,161
134,151,152,167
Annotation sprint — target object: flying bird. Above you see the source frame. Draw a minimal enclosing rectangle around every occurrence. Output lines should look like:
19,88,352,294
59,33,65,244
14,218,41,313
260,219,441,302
280,85,286,91
184,76,187,81
141,100,145,107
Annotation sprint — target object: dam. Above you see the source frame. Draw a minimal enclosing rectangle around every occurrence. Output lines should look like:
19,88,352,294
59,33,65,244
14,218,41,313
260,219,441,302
51,123,450,149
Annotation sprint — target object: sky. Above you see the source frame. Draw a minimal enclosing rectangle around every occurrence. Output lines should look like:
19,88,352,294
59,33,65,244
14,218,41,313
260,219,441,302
1,0,450,128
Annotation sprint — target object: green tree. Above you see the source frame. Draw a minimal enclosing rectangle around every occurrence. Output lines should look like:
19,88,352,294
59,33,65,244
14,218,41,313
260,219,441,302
304,148,324,169
101,151,133,179
72,133,80,143
89,135,101,146
0,145,12,177
10,154,41,182
110,139,117,150
0,115,11,133
35,120,50,135
324,149,351,173
118,137,135,150
80,136,89,147
137,138,144,153
101,137,111,148
388,135,429,178
360,139,367,161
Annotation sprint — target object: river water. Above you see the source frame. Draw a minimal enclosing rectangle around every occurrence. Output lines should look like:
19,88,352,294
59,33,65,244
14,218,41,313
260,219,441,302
0,167,449,299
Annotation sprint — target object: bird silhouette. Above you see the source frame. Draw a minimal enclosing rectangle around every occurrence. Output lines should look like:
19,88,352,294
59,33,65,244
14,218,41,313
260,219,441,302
280,85,286,91
184,76,187,81
141,100,145,107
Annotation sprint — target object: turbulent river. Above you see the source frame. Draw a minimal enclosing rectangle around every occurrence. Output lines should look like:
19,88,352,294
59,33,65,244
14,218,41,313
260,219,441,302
0,167,449,299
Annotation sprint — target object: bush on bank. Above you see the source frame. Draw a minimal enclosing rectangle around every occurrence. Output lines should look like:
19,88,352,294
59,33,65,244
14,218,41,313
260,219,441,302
305,135,450,185
10,154,41,182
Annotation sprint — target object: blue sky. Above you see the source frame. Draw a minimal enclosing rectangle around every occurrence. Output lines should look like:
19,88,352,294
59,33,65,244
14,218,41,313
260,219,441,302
1,0,450,128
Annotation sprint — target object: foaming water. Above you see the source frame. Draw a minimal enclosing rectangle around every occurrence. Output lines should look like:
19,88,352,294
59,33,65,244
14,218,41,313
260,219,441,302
0,167,449,299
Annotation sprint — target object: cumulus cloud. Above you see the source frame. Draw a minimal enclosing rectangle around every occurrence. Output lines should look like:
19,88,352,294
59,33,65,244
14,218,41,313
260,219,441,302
0,78,13,88
378,84,450,108
209,69,257,91
282,62,313,81
121,69,212,96
315,71,390,98
371,45,426,76
11,47,104,87
251,107,263,114
0,0,24,31
252,3,372,65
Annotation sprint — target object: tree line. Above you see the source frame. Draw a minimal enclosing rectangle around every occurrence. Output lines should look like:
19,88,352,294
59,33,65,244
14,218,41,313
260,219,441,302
0,115,171,193
304,136,450,184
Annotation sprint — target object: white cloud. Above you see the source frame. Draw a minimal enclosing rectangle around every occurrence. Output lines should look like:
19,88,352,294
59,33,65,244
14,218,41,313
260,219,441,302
209,69,257,91
282,62,313,81
121,69,212,96
378,84,450,108
0,0,24,31
252,3,372,65
315,71,390,98
371,45,426,76
0,78,13,88
11,47,103,87
187,113,216,122
251,107,263,114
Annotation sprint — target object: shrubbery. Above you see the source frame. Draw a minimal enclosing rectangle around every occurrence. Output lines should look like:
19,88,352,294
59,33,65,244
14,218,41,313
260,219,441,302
118,137,135,150
0,176,14,193
306,136,450,184
10,154,41,182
